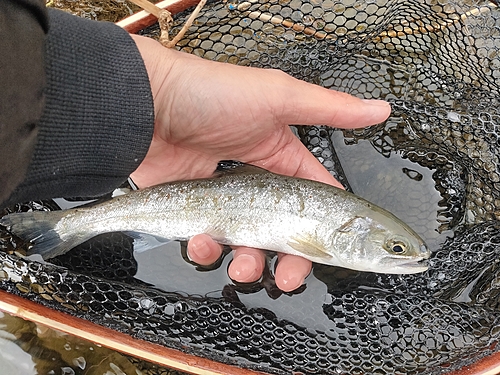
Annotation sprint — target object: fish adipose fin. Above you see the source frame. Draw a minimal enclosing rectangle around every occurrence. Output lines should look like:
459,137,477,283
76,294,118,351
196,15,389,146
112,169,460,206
0,211,85,259
215,160,268,176
287,234,331,259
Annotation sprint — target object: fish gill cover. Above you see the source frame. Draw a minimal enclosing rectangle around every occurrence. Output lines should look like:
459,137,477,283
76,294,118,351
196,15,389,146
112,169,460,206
2,0,500,374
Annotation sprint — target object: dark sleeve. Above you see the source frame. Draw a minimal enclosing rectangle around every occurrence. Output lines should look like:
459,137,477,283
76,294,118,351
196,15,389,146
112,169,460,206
0,0,47,205
3,8,155,207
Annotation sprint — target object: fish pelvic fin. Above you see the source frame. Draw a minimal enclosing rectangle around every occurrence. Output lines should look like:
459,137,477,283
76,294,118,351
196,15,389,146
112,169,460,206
287,233,331,260
123,231,172,253
0,211,83,259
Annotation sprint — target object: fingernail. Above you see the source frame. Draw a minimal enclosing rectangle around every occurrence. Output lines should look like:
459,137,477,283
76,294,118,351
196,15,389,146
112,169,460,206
361,99,391,107
232,254,259,282
190,241,211,259
280,275,305,292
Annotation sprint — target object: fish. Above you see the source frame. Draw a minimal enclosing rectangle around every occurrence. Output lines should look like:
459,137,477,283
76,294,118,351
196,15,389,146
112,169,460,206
0,161,430,273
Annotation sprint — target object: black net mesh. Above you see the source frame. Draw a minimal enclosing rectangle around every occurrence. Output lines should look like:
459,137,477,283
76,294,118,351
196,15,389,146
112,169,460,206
2,0,500,374
2,216,500,374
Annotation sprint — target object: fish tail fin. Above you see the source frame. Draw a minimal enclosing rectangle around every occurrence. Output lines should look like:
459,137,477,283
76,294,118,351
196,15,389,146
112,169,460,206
0,211,85,259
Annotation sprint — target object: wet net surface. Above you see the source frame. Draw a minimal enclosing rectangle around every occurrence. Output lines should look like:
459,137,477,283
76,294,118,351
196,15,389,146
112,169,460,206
2,214,500,374
2,0,500,374
0,218,500,375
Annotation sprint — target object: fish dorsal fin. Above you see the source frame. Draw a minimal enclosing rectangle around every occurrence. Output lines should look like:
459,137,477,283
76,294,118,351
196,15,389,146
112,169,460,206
287,233,332,259
214,160,268,177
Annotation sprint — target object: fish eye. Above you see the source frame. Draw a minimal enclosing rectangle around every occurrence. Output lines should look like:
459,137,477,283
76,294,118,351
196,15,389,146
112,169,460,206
392,243,406,254
385,239,408,254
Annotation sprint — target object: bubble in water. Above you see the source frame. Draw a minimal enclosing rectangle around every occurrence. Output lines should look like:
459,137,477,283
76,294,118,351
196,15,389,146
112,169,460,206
61,367,75,375
163,304,175,315
72,356,86,370
447,111,461,123
109,362,127,375
139,298,154,309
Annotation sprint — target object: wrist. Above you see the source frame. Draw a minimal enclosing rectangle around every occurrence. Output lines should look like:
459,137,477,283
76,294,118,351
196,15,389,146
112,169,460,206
130,34,176,121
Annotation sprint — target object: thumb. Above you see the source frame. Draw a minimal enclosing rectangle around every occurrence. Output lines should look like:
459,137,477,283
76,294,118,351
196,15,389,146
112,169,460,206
272,71,391,128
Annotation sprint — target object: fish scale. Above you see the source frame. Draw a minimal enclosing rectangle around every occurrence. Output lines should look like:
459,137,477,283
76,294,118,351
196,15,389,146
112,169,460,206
0,162,428,273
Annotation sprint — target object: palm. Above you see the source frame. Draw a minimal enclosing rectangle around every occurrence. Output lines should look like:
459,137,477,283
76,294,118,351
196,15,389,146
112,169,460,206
129,36,391,291
132,53,331,186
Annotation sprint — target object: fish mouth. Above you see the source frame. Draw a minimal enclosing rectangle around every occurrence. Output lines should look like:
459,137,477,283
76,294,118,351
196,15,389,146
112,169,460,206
399,258,429,269
380,256,430,274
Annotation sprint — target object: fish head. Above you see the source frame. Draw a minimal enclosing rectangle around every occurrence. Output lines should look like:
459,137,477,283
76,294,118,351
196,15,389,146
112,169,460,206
331,211,430,274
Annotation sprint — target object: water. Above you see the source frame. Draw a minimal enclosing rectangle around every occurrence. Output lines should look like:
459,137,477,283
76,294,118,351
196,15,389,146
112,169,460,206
135,242,337,333
0,310,174,375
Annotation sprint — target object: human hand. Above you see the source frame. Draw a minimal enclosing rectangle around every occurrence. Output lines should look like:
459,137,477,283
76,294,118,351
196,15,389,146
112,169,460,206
129,34,391,292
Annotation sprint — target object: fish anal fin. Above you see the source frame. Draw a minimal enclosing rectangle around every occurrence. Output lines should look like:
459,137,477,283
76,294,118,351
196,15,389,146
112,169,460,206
287,234,331,259
124,231,172,253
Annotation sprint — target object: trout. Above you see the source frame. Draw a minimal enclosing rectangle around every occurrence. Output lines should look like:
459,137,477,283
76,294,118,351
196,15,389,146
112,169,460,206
0,162,430,273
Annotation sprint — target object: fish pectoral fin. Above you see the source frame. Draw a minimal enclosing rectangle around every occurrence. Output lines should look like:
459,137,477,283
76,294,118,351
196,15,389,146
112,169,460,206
214,160,268,177
287,234,331,259
337,216,380,235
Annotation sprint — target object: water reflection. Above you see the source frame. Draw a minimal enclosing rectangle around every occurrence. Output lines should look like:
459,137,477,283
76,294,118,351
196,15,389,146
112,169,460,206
136,243,334,332
331,130,457,251
0,311,183,375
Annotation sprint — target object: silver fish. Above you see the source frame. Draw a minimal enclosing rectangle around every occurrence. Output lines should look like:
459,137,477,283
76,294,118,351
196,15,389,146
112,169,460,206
0,162,429,273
